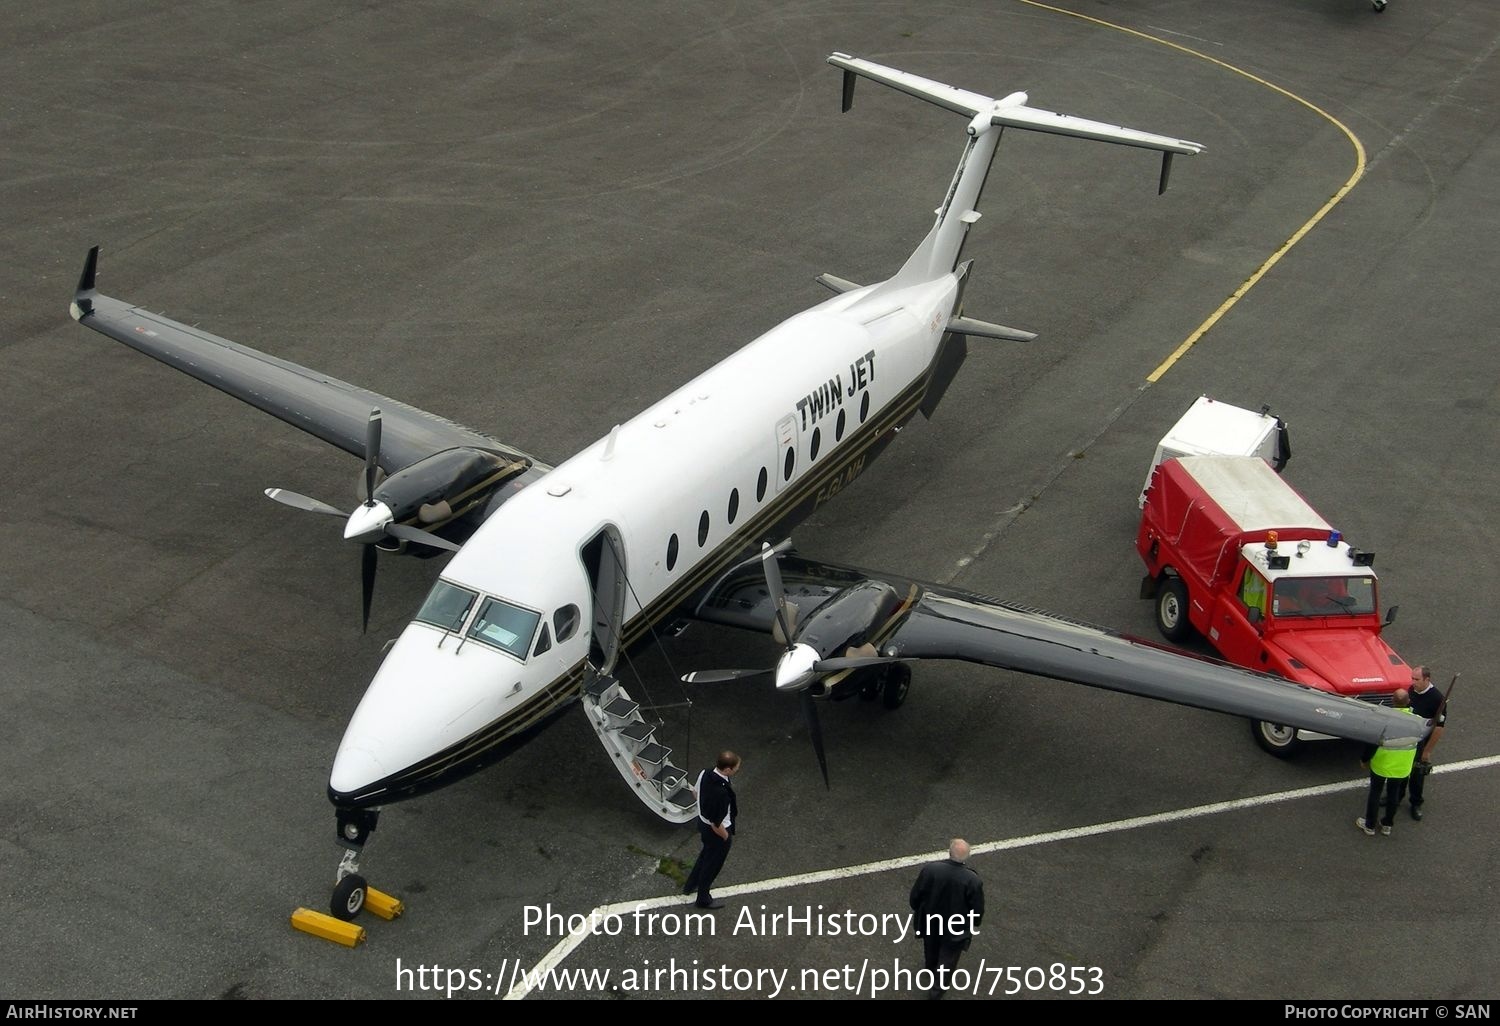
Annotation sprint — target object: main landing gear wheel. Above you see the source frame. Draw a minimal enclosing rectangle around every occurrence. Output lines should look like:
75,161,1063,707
1251,719,1303,759
881,664,911,709
331,874,368,921
1154,577,1191,643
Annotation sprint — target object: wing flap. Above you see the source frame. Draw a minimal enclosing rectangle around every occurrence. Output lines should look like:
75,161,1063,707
688,552,866,633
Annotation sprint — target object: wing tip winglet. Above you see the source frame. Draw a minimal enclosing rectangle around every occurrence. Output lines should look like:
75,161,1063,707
70,245,99,320
828,53,857,112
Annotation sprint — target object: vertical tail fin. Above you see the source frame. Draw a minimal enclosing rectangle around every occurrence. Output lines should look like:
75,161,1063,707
827,53,1204,288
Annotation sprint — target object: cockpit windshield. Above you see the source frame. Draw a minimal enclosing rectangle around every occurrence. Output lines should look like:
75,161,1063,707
466,597,542,659
415,580,478,632
1272,576,1377,617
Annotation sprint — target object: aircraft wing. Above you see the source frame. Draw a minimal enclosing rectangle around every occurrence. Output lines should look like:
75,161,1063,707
689,553,1425,751
69,247,542,474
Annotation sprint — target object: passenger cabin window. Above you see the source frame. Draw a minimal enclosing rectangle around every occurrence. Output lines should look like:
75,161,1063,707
467,597,541,659
533,622,552,657
415,580,478,632
554,604,580,642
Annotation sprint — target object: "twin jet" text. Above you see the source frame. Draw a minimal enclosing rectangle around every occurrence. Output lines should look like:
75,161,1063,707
795,351,876,430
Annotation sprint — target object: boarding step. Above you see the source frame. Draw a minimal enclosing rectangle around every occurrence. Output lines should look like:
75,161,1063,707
583,673,617,700
618,720,656,744
655,762,687,792
581,676,697,825
633,742,671,774
601,695,639,723
667,787,697,812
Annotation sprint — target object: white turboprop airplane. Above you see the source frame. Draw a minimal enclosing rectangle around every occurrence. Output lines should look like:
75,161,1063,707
70,53,1425,920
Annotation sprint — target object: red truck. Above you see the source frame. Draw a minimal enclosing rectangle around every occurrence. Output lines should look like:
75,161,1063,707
1136,453,1407,757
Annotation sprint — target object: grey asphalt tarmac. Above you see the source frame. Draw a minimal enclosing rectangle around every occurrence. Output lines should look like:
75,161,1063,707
3,0,1497,1003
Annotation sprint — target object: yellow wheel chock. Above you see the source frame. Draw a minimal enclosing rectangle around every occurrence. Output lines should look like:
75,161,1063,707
290,907,367,947
364,887,405,921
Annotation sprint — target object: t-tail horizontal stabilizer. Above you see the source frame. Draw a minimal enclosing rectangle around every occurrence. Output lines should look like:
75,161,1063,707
828,51,1204,191
828,51,1204,288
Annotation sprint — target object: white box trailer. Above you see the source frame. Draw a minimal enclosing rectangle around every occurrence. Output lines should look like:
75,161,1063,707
1138,396,1290,507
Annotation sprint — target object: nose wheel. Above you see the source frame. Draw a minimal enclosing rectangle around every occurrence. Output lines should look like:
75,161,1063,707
331,872,369,921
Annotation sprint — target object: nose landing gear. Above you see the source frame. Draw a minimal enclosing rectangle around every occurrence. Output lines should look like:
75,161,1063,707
331,806,381,921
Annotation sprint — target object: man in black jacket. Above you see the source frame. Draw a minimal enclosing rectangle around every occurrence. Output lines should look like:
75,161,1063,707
682,751,741,910
1403,665,1449,820
909,838,985,999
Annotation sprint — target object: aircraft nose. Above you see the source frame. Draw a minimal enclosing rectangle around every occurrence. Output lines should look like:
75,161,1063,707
329,741,388,798
343,500,393,542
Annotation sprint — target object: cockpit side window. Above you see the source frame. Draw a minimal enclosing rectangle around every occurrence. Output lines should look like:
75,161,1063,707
415,580,478,632
533,622,552,657
467,597,541,659
554,604,581,642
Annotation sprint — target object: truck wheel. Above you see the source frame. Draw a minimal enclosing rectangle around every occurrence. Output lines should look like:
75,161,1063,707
1154,578,1192,642
1251,719,1302,759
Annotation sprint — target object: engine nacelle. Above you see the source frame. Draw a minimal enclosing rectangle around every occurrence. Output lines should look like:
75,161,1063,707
373,447,528,548
794,579,907,699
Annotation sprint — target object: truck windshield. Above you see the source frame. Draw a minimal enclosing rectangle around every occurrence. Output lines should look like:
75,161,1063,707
1272,576,1376,617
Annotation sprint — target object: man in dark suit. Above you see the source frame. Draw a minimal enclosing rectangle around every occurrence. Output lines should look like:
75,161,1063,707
909,838,984,999
682,751,741,910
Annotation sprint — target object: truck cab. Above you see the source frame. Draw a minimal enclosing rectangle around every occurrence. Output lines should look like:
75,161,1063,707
1137,454,1406,757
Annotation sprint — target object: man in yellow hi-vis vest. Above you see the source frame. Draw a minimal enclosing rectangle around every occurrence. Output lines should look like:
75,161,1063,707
1356,689,1418,836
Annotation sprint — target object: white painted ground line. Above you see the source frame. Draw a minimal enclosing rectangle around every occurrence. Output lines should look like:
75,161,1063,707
506,755,1500,998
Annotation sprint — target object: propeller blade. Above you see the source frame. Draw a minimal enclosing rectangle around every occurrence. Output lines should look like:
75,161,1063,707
680,669,775,684
813,655,907,673
761,543,796,650
364,409,383,503
360,543,378,634
799,689,830,790
264,488,347,518
385,523,462,552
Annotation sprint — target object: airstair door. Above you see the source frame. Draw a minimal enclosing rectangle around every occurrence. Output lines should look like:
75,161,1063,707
581,524,627,675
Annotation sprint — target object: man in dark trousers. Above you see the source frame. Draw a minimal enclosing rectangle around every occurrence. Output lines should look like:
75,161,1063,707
1357,688,1416,836
682,751,740,910
909,838,984,999
1403,665,1448,821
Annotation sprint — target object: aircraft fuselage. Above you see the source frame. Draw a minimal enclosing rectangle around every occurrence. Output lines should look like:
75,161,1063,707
327,275,963,809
